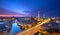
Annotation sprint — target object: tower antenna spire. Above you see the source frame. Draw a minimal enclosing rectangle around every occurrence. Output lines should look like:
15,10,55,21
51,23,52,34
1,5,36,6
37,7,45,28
38,11,40,18
38,11,40,21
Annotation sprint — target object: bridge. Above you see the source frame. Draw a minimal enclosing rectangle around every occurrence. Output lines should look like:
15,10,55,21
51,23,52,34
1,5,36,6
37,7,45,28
16,18,51,35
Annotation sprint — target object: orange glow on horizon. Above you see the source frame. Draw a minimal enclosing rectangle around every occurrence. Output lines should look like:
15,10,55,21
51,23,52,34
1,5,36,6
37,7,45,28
0,14,25,17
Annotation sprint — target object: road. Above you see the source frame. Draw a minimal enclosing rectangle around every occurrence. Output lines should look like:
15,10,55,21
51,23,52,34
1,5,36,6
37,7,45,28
16,18,51,35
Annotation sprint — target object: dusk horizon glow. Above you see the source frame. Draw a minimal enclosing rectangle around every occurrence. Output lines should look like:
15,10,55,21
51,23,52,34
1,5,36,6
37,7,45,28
0,0,60,17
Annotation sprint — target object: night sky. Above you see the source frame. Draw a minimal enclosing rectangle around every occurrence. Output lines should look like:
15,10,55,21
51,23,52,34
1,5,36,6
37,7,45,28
0,0,60,17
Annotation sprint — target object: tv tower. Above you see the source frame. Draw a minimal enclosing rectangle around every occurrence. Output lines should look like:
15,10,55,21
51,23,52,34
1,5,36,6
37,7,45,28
43,14,45,18
38,11,40,18
38,11,40,21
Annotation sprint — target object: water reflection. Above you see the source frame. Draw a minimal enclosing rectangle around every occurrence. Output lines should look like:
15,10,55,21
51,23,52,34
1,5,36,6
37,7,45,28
11,22,22,34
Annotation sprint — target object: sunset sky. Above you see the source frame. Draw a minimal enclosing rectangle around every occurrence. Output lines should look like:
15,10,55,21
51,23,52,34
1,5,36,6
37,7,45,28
0,0,60,17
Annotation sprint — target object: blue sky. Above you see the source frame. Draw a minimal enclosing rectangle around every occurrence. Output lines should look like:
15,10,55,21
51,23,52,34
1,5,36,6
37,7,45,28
0,0,60,17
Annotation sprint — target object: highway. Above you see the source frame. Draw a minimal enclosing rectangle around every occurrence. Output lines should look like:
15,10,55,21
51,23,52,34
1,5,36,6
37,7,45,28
16,18,51,35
